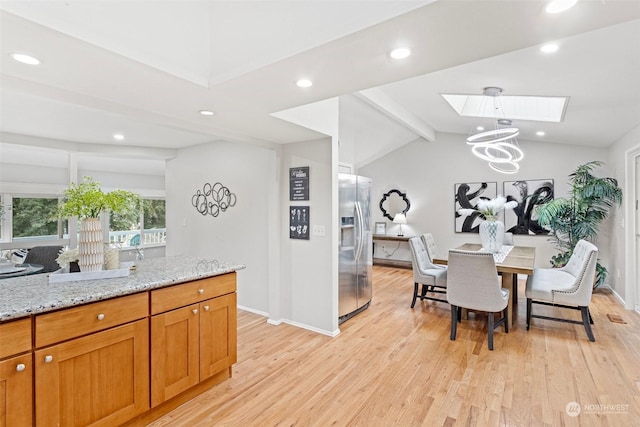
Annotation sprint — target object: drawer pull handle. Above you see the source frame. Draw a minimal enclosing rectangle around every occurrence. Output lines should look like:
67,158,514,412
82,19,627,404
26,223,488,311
192,309,198,314
44,355,53,363
198,289,204,294
204,305,210,311
97,313,105,321
16,363,26,372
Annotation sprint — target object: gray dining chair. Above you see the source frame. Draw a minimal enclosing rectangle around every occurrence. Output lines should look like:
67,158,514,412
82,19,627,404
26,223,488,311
526,239,598,341
446,249,509,350
408,237,447,307
23,245,63,273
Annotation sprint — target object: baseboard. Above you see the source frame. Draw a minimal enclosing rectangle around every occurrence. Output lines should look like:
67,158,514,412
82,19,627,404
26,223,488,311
237,306,339,336
237,305,269,317
600,284,626,307
279,319,340,337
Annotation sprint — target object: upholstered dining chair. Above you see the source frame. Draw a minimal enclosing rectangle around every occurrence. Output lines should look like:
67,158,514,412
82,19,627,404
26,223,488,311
408,237,447,307
446,250,509,351
525,239,598,342
421,233,445,267
23,245,63,273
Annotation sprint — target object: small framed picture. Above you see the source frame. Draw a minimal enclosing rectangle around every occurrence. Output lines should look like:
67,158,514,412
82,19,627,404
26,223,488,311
375,222,386,235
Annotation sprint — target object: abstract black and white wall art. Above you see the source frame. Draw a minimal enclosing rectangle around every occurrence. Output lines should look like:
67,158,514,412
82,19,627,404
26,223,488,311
454,182,497,233
503,179,554,235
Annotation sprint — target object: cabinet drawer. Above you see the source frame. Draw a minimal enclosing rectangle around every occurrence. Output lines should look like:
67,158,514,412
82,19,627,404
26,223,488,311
151,272,236,315
0,318,32,359
35,293,148,348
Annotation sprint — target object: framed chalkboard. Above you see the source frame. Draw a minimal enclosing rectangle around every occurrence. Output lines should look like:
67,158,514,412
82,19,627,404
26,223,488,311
289,206,310,240
290,167,309,201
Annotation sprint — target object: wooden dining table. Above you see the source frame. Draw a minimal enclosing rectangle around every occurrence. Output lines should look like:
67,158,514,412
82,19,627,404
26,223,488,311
432,243,536,329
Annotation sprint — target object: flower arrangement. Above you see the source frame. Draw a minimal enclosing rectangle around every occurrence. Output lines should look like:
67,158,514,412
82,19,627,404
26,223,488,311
458,195,517,220
56,247,79,269
56,176,140,220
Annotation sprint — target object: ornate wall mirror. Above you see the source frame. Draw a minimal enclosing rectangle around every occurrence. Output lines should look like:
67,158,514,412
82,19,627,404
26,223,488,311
379,189,410,221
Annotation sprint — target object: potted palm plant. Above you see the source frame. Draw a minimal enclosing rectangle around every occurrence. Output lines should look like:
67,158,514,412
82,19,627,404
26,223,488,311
535,161,622,288
57,177,140,272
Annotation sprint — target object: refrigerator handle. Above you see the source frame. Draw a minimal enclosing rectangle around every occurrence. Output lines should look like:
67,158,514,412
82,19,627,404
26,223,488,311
354,201,364,262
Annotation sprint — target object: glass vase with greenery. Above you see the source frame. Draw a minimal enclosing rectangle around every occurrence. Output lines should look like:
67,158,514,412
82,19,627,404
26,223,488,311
535,161,622,288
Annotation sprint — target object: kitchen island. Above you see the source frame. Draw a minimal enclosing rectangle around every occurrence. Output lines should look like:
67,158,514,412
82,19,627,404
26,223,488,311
0,255,245,427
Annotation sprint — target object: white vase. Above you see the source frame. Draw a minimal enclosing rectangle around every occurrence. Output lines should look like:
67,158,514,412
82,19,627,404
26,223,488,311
78,218,104,272
479,217,504,253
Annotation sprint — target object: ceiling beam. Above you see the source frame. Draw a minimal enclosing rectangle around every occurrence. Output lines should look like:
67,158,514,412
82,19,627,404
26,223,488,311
355,88,435,142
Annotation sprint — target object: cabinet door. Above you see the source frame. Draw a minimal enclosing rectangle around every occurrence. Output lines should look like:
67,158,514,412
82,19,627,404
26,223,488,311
35,319,149,427
150,303,200,407
200,292,237,380
0,353,32,427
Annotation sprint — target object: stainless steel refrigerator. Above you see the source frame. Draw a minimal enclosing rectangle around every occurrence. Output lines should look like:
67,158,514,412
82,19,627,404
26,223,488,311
339,173,373,324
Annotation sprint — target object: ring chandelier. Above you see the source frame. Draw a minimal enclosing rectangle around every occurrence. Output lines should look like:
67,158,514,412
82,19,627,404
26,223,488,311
466,88,523,174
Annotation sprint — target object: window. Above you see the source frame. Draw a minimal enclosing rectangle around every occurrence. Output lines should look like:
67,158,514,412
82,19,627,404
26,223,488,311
11,197,66,241
109,199,165,247
142,199,166,245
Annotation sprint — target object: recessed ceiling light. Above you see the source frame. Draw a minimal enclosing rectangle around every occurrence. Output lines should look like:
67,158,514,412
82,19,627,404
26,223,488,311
296,79,313,88
536,131,546,136
9,52,40,65
545,0,578,14
540,43,559,53
199,110,215,116
389,47,411,59
113,133,125,141
476,126,485,131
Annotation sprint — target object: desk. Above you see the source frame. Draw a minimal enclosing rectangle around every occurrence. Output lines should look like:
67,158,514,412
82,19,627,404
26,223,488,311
0,263,44,279
433,244,535,329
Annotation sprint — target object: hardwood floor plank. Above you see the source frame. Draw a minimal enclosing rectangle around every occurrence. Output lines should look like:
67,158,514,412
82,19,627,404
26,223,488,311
147,267,640,426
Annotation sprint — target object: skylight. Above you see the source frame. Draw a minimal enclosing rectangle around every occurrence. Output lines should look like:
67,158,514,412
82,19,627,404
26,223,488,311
441,93,568,123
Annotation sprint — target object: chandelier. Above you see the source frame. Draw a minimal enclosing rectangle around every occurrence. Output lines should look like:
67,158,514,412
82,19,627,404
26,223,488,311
466,87,523,174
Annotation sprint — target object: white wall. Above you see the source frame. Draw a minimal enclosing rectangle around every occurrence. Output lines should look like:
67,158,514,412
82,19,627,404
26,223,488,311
165,141,275,314
608,123,640,305
278,137,337,335
360,132,611,274
165,138,337,334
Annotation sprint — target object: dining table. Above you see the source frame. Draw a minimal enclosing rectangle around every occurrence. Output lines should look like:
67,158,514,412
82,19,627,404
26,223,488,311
432,243,536,329
0,263,44,279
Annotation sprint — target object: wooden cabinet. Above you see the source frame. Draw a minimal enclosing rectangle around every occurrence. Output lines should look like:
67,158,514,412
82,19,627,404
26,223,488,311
199,293,237,380
150,273,237,407
34,295,149,427
0,318,32,427
1,270,238,426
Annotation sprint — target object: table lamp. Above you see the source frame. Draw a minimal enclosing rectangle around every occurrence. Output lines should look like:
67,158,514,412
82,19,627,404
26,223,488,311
393,213,407,236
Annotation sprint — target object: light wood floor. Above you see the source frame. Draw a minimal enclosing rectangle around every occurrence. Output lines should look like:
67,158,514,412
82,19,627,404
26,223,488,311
148,266,640,426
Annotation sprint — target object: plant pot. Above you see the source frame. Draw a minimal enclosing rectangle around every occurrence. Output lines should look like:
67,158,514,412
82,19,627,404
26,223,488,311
479,218,504,253
78,218,104,272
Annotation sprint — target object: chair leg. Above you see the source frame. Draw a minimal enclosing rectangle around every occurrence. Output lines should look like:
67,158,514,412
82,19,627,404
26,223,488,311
503,306,509,334
488,312,495,351
526,298,532,330
421,284,428,298
450,305,458,341
588,308,594,325
581,306,596,342
456,306,462,323
411,282,418,308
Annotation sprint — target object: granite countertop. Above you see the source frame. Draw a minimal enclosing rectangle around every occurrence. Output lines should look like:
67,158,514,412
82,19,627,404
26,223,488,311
0,255,246,322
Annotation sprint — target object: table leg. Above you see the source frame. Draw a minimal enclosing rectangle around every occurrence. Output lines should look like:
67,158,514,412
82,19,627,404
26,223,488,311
501,272,514,329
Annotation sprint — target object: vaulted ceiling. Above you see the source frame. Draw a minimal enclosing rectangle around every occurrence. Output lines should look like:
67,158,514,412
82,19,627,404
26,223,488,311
1,1,639,159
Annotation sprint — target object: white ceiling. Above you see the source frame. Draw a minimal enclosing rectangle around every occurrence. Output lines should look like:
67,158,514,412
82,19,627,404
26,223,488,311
1,0,639,160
